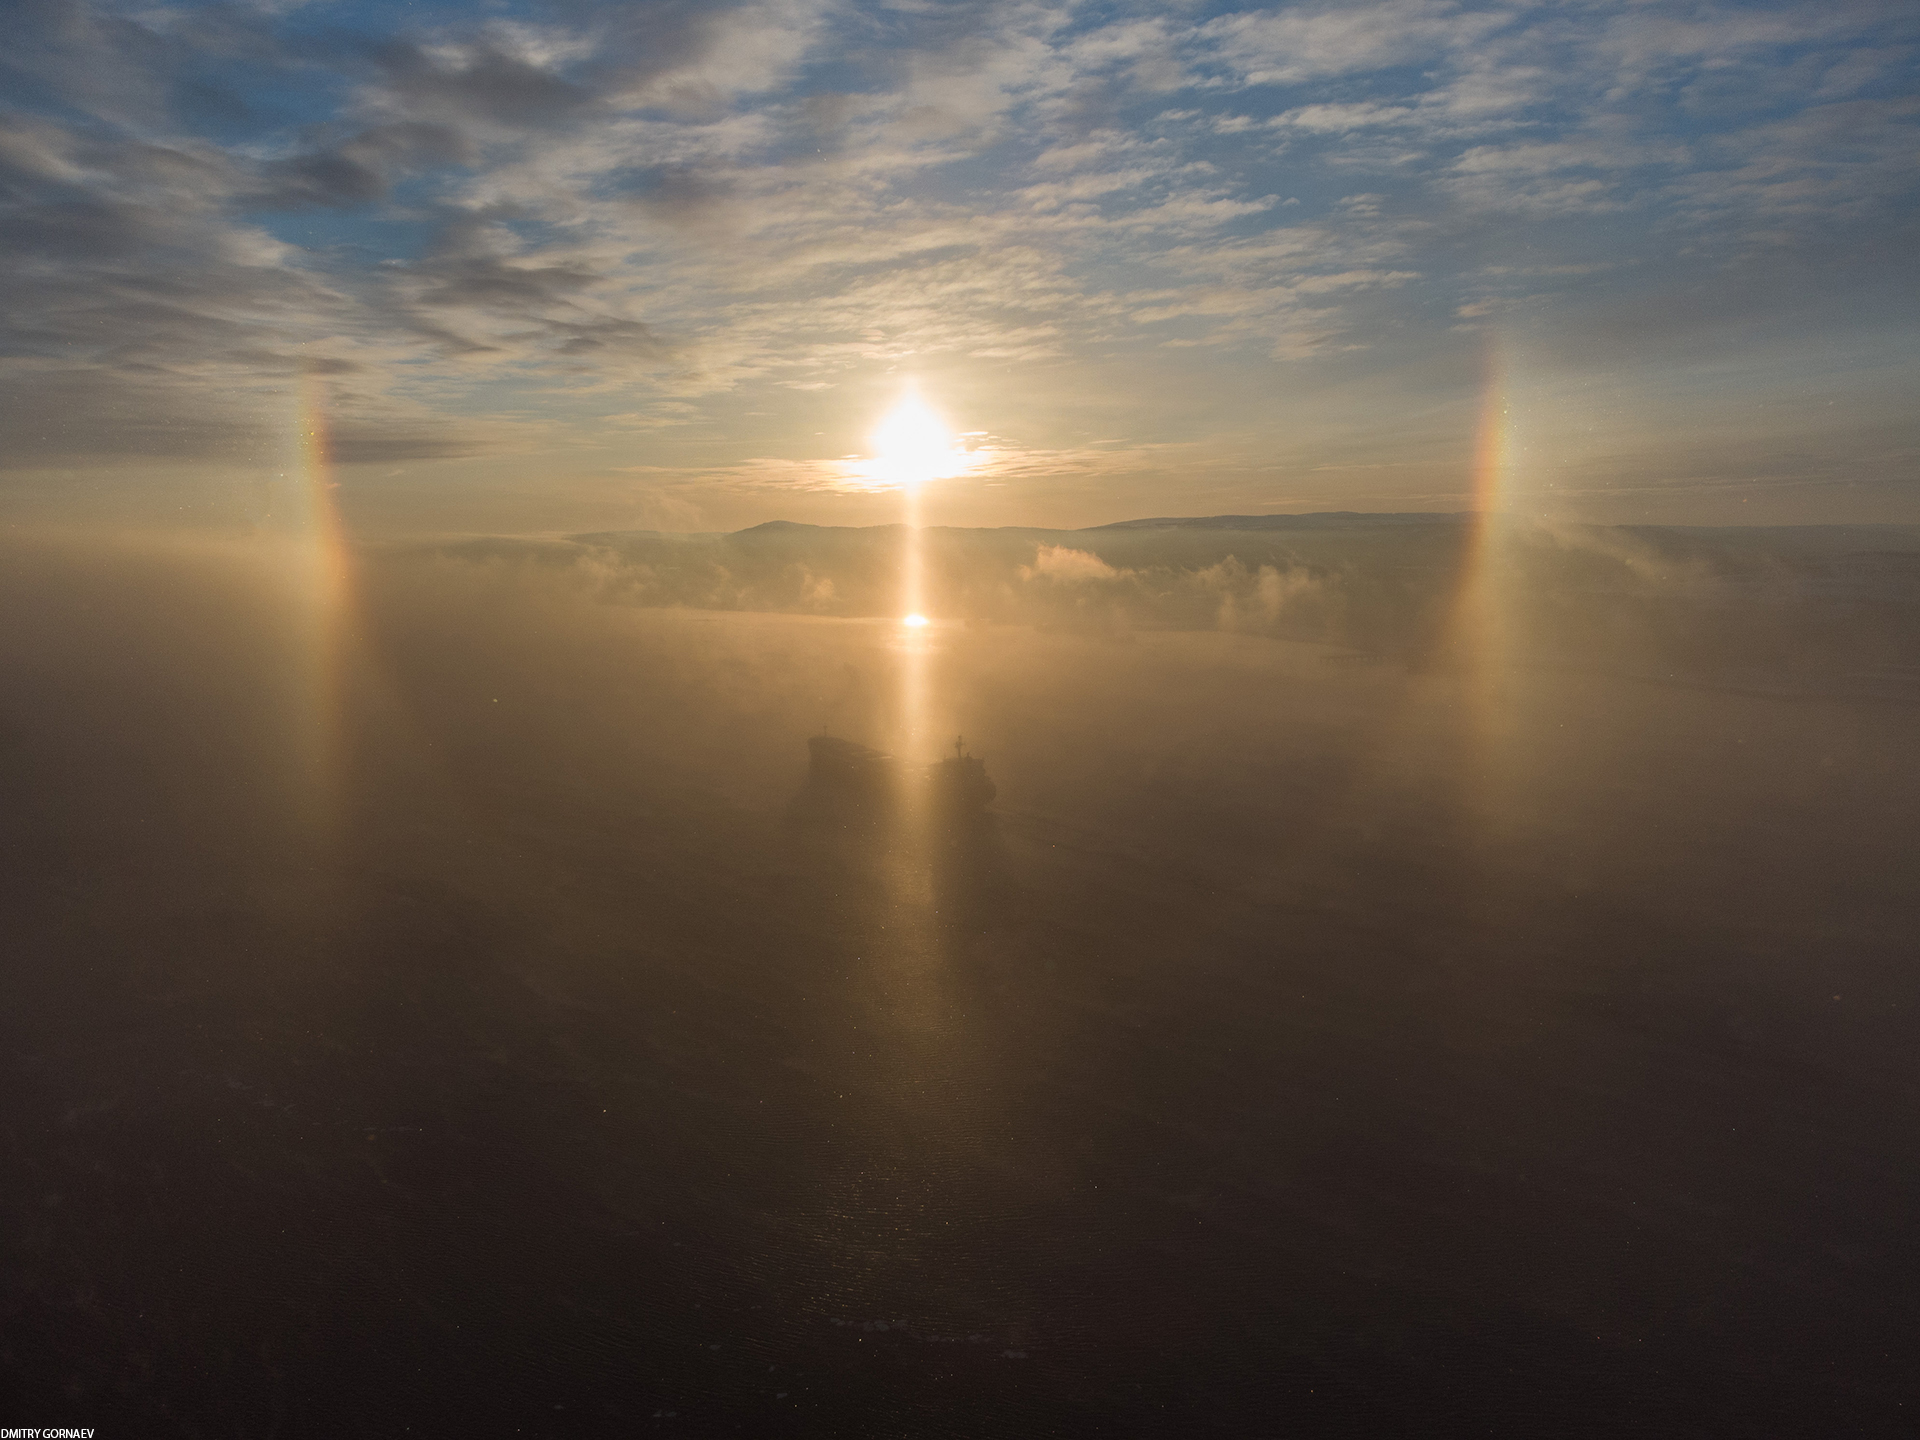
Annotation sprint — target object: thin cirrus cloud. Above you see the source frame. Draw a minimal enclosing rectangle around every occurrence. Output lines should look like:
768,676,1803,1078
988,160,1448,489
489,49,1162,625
0,0,1914,527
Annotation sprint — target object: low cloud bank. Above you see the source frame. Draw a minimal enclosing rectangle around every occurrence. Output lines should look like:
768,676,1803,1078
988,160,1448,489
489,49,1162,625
418,515,1920,695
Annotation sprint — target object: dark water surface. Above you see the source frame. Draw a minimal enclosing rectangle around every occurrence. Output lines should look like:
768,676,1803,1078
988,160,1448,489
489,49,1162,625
2,538,1916,1435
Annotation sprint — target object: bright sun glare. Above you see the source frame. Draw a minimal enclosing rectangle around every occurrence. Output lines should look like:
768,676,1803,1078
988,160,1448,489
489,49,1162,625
869,388,963,488
902,613,929,627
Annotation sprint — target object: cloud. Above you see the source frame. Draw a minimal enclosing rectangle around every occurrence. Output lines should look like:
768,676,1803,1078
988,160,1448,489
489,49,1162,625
1020,544,1121,581
1272,103,1419,134
1197,1,1511,86
0,0,1914,521
250,123,472,211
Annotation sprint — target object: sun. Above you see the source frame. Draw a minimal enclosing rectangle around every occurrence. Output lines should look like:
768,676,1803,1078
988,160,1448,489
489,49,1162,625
901,612,929,628
868,386,964,488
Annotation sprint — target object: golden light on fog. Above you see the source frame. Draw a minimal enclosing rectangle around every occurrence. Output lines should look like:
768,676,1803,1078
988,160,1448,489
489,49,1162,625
902,612,929,628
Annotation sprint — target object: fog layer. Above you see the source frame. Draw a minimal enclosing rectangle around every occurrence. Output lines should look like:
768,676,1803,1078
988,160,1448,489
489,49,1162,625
2,524,1915,1435
454,515,1920,696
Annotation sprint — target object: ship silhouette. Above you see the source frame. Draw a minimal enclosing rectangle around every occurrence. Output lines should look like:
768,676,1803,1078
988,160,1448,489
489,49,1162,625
806,733,996,815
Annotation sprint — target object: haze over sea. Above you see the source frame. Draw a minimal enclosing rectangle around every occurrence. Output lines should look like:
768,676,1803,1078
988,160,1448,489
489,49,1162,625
4,513,1917,1435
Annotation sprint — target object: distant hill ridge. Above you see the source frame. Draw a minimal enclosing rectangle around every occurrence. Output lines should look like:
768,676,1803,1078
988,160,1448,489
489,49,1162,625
1084,512,1471,531
733,511,1471,538
566,515,1920,549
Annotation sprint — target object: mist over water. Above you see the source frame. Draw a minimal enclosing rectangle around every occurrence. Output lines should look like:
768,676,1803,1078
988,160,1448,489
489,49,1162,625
3,523,1917,1435
449,515,1920,697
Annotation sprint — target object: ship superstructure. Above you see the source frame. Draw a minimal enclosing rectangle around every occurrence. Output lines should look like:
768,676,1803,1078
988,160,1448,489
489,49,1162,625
928,734,996,811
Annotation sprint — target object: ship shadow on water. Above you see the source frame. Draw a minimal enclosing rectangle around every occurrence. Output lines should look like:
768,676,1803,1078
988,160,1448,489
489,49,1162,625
780,734,1013,931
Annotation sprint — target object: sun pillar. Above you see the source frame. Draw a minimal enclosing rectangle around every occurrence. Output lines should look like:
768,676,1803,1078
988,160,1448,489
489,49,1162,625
869,383,960,761
899,478,930,758
1456,344,1512,668
1438,337,1529,839
286,371,357,838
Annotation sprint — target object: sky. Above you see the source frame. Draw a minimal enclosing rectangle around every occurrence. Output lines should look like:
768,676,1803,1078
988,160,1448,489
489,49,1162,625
2,0,1916,534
